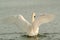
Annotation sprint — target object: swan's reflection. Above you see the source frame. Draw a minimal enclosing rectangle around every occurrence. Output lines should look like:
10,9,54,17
28,37,39,40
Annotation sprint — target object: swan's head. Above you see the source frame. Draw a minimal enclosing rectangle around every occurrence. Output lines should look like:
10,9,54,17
32,12,36,23
32,12,36,18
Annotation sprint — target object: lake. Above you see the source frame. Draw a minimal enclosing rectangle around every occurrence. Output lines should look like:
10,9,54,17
0,0,60,40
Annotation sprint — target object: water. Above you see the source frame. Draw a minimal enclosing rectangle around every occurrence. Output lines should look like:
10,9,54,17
0,0,60,40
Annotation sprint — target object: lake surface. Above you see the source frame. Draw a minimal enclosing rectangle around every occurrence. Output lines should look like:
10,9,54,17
0,0,60,40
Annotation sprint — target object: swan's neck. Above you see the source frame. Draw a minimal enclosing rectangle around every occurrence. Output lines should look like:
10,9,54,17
31,12,35,23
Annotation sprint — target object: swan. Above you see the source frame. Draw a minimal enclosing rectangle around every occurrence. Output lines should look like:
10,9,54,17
0,12,54,36
18,12,54,36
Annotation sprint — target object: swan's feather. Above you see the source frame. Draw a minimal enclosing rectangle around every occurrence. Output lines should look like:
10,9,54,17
32,14,55,27
18,15,31,25
0,15,30,25
0,15,31,32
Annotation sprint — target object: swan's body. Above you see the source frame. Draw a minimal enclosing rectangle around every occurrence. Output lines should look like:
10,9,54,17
19,13,54,36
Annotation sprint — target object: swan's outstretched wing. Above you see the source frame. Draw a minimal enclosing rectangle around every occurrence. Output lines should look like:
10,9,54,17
0,15,30,25
18,15,31,26
32,14,55,27
0,15,31,32
18,15,31,32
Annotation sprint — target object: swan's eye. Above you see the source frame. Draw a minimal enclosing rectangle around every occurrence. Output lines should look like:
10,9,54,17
34,16,36,18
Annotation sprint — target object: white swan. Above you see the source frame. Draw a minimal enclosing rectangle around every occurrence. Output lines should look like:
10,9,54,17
18,12,54,36
0,12,54,36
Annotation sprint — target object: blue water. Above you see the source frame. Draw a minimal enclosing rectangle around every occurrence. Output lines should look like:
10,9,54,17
0,0,60,40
